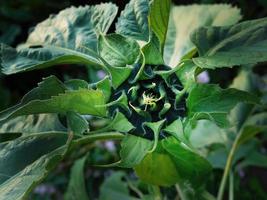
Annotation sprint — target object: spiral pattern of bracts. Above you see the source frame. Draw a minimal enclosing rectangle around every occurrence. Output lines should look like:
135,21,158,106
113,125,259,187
109,64,187,140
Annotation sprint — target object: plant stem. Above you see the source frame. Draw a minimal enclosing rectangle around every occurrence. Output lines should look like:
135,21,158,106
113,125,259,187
175,184,187,200
151,185,162,200
70,132,124,151
229,170,234,200
217,130,242,200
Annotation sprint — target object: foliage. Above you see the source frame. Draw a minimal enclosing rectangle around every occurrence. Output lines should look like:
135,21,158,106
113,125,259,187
0,0,266,200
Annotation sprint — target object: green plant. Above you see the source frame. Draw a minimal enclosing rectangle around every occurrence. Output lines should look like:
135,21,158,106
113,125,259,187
0,0,266,199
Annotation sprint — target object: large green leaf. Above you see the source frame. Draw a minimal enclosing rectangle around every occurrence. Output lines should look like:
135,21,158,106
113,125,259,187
134,149,180,186
98,34,140,68
162,136,212,186
164,4,241,67
187,84,259,127
0,114,66,134
192,17,267,69
1,3,118,75
64,155,89,200
0,76,107,122
116,0,149,42
0,132,69,200
0,89,106,121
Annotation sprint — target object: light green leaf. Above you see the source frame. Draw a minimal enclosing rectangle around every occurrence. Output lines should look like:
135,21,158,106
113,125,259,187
0,88,107,122
164,4,241,67
116,0,149,42
1,4,118,74
189,120,226,148
134,149,180,186
0,75,106,122
0,132,69,200
98,34,140,67
163,118,185,142
149,0,171,50
187,84,260,127
119,134,153,168
99,172,134,200
64,155,89,200
192,17,267,69
162,136,212,186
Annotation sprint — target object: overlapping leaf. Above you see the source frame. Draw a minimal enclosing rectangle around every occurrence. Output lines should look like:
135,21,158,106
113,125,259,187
0,76,107,122
1,3,118,75
192,17,267,68
164,4,241,67
187,84,259,127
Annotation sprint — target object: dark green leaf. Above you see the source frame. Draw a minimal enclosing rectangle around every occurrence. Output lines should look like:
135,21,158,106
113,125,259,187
162,136,212,186
0,132,69,200
187,84,260,127
192,18,267,69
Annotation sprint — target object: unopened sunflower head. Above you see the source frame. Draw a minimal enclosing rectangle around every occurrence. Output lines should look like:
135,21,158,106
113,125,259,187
108,64,187,140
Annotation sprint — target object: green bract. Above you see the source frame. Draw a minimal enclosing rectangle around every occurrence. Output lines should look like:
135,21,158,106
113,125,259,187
0,0,266,199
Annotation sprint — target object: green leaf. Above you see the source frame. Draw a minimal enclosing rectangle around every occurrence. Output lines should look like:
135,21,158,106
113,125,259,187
134,150,180,186
1,4,118,74
187,84,260,127
67,111,88,135
144,119,165,153
163,118,185,142
93,111,134,133
142,33,164,65
164,4,241,67
119,134,153,168
98,34,140,67
162,136,212,186
116,0,149,42
149,0,171,50
99,172,134,200
0,132,69,200
64,155,89,200
189,120,226,148
0,88,107,122
0,114,66,134
192,17,267,69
